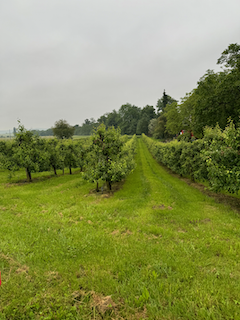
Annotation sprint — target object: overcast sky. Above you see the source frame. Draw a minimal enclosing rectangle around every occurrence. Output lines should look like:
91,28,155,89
1,0,240,131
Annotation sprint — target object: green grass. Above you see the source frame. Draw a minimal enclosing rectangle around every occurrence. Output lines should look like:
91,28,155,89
0,138,240,319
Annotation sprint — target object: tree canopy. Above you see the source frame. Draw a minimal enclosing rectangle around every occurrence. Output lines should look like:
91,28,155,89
156,90,177,114
217,43,240,70
84,124,136,191
52,119,75,139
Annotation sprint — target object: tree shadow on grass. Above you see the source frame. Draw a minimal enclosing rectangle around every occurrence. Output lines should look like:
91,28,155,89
89,180,125,197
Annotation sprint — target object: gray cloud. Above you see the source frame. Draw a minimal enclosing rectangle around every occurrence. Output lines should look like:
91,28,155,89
1,0,240,130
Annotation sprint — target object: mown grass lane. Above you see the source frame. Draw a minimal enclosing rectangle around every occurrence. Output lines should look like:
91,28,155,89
0,138,239,319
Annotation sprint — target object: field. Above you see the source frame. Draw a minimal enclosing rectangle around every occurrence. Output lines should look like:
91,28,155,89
0,138,240,319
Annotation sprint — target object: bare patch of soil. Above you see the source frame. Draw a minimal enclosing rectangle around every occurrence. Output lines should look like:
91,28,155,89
121,230,133,236
101,194,110,198
111,230,119,235
134,306,148,319
72,290,86,301
91,292,117,315
148,234,162,240
16,265,29,274
46,271,61,282
152,204,173,210
178,228,187,233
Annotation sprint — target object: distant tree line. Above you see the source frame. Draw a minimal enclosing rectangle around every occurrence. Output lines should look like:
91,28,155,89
31,43,240,139
155,43,240,139
32,105,158,137
63,104,158,137
31,128,53,136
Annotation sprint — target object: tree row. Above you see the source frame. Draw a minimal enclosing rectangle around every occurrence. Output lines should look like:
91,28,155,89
0,123,136,190
142,121,240,194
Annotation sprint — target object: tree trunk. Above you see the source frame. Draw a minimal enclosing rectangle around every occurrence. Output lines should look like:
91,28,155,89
26,168,32,182
96,181,99,192
69,167,72,175
106,180,111,191
53,165,57,175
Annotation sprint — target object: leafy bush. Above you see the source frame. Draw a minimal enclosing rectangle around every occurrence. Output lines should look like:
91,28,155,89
202,121,240,193
142,120,240,194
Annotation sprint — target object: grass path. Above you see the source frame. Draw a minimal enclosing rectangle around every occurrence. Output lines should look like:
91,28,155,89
0,138,240,319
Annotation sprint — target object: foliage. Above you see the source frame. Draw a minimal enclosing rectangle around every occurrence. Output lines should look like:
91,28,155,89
118,103,141,135
74,118,97,136
151,44,240,138
75,138,91,172
62,141,79,175
156,90,177,114
149,90,178,139
136,105,156,135
165,102,182,135
191,69,240,136
52,119,75,139
148,118,158,136
84,124,136,190
45,139,61,175
0,140,16,173
217,43,240,70
0,123,92,180
165,91,196,137
142,119,240,193
151,113,174,140
202,121,240,193
11,123,49,181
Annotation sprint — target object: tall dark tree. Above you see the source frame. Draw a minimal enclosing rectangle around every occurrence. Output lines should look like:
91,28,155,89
156,90,177,114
